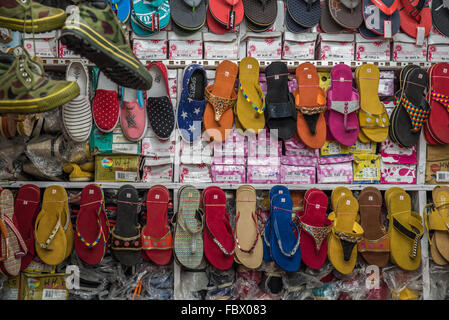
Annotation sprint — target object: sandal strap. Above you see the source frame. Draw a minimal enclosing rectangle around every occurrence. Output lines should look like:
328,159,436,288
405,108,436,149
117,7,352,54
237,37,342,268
35,210,61,250
358,233,390,252
205,213,235,256
0,219,7,261
110,225,142,251
430,91,449,109
142,229,173,250
272,208,301,258
239,82,266,114
398,94,430,132
234,210,260,254
2,216,27,259
392,215,423,259
76,199,106,248
177,207,204,235
298,220,331,252
205,85,237,122
402,0,426,21
359,108,390,128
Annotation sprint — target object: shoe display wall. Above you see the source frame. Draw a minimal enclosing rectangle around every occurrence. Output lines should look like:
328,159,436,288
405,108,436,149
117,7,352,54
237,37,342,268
0,0,448,303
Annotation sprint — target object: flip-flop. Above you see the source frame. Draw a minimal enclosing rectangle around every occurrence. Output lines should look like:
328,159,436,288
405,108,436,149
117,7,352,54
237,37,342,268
427,62,449,144
329,0,363,29
264,61,297,140
203,186,235,270
327,64,360,147
110,185,142,266
235,57,266,134
431,0,449,37
176,64,207,142
203,60,238,142
286,8,309,33
423,186,449,265
34,186,69,266
385,188,423,271
173,185,204,269
208,0,244,30
141,185,173,265
0,189,27,277
357,187,390,267
146,62,175,140
328,194,363,274
331,186,353,212
269,193,301,272
131,0,170,35
390,66,429,148
243,0,278,27
287,0,321,28
362,0,401,37
356,64,390,142
398,0,432,42
294,62,327,149
298,189,332,270
207,6,229,34
170,0,206,32
115,0,132,23
320,0,345,33
234,185,263,269
75,184,109,266
14,184,40,271
245,16,274,32
359,20,384,39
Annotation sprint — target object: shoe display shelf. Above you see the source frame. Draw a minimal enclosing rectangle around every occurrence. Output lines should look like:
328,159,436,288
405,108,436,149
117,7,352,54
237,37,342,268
0,59,439,300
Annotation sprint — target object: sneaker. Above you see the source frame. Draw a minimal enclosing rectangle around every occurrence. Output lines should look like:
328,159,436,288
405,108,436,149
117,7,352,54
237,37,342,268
0,0,67,33
92,71,119,133
60,1,153,90
0,46,80,113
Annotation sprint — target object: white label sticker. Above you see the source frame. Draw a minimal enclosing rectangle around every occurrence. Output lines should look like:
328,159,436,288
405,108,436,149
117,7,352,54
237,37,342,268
384,20,392,39
188,192,193,197
23,201,28,205
281,198,285,203
155,194,160,199
42,289,67,300
307,74,312,79
436,171,449,182
112,144,138,154
369,196,373,201
214,195,218,199
116,171,138,182
346,200,351,205
363,167,379,179
248,65,252,69
52,189,56,194
400,195,404,200
89,190,94,195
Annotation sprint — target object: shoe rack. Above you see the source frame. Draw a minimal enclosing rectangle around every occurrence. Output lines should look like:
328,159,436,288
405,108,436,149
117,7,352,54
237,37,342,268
0,58,440,300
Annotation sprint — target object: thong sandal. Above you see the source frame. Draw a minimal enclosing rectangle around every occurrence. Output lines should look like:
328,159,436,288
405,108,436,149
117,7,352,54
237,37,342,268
320,0,345,33
327,64,360,147
431,0,449,37
424,186,449,265
294,62,327,149
208,0,244,32
0,189,27,277
385,187,424,271
329,0,363,29
328,194,363,275
287,0,321,28
203,60,238,142
234,185,263,269
362,0,401,38
398,0,432,43
264,61,297,140
356,64,390,142
235,57,266,134
357,187,390,267
243,0,278,28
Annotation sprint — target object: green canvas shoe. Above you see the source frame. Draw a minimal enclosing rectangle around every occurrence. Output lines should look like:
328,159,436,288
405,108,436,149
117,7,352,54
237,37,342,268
0,46,80,114
0,0,67,33
60,2,153,90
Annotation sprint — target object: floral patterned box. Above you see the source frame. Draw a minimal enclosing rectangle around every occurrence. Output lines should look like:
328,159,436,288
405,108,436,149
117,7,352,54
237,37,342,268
355,34,391,61
168,31,202,60
180,164,212,183
392,33,427,62
318,33,355,61
132,31,168,60
282,32,317,60
141,163,173,183
280,165,316,184
203,32,239,60
427,31,449,62
246,37,282,60
284,137,319,157
317,162,353,184
211,164,246,183
381,161,416,184
24,38,58,57
247,165,281,184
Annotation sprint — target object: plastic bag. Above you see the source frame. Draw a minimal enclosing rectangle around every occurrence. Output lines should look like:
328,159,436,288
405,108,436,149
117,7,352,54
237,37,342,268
429,262,449,300
0,137,26,181
382,265,423,300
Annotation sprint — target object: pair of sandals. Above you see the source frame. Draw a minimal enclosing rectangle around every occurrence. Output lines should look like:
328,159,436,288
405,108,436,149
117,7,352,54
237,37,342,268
320,0,362,33
130,0,170,36
243,0,277,32
207,0,244,34
286,0,320,33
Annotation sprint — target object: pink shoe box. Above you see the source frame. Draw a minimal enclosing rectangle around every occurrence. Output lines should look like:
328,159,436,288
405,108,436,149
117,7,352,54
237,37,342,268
392,33,428,62
247,130,281,166
427,31,449,62
379,71,395,97
280,165,316,184
380,139,417,164
247,165,281,184
180,164,212,183
168,31,203,60
284,137,319,157
282,32,317,60
317,155,353,184
213,130,247,165
318,33,355,61
180,139,213,164
23,30,58,57
141,157,173,183
355,34,391,61
281,155,317,167
204,32,240,60
381,161,417,184
131,31,168,60
211,164,246,183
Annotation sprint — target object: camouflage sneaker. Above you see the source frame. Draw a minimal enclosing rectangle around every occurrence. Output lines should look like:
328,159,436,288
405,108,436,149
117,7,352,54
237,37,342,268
0,46,80,113
60,2,153,90
0,0,67,33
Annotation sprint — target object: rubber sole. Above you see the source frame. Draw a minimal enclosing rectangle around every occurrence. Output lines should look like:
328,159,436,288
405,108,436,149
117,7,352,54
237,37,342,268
0,11,66,33
60,25,152,90
0,82,80,114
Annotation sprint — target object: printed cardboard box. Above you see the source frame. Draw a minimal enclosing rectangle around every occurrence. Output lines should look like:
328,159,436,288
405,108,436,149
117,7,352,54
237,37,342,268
247,165,281,184
427,31,449,62
180,164,212,183
141,162,173,183
168,31,203,60
3,276,20,300
426,143,449,184
95,155,140,182
280,165,316,184
392,33,428,62
320,140,350,157
90,125,141,156
282,32,317,60
353,153,381,184
211,164,246,183
132,31,168,60
355,34,391,61
381,161,417,184
203,32,239,60
318,33,355,61
20,272,68,300
317,155,353,183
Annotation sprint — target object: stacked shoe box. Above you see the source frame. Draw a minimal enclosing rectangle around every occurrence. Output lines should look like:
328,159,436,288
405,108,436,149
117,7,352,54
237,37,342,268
355,34,391,62
318,141,354,184
23,30,58,57
281,137,318,184
179,139,213,183
203,32,240,60
141,129,175,183
427,30,449,62
392,33,428,62
282,32,318,60
168,29,204,60
318,33,355,61
131,31,168,60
